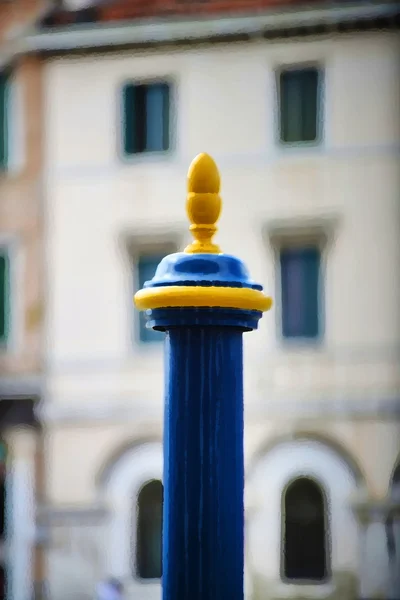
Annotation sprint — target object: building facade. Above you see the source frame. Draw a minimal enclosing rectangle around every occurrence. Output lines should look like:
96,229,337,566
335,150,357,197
0,0,50,598
8,0,400,598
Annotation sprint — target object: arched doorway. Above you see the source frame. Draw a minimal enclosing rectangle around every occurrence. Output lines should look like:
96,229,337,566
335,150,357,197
282,476,329,581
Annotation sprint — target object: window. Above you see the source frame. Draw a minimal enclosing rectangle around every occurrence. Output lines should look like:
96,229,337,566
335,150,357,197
279,67,321,144
0,71,10,170
136,253,165,343
0,250,10,345
122,82,170,156
280,245,321,339
282,477,329,582
0,442,6,539
136,480,163,580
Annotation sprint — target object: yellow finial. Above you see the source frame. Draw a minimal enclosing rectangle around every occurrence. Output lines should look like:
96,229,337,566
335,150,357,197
185,153,222,254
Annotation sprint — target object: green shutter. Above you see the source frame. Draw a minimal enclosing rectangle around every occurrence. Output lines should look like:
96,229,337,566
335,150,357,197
0,72,9,169
0,252,10,342
122,83,137,155
301,69,319,142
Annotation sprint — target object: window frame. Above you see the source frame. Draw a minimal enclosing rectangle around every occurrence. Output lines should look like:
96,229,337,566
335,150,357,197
264,215,340,349
134,478,164,582
118,76,176,163
123,231,183,352
135,251,169,345
278,243,322,342
280,475,331,585
275,235,326,347
274,62,325,150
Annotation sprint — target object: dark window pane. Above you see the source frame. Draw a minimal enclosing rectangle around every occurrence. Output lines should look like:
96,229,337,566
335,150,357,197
137,254,165,343
0,253,9,342
283,478,328,581
146,83,170,152
301,69,319,141
280,246,320,339
136,480,163,579
280,68,319,143
0,72,9,169
123,82,170,156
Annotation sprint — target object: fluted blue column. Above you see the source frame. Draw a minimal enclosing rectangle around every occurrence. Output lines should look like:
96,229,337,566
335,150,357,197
164,325,244,599
134,154,272,600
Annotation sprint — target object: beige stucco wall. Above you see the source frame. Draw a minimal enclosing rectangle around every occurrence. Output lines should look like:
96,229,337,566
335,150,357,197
41,28,400,600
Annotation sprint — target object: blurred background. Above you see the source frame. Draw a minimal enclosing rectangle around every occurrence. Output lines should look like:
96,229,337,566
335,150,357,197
0,0,399,599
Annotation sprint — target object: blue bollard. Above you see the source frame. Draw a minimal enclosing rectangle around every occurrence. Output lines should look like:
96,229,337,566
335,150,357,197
134,153,272,600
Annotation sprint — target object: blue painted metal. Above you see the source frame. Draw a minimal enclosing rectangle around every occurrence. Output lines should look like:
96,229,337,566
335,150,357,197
143,252,263,290
141,251,267,600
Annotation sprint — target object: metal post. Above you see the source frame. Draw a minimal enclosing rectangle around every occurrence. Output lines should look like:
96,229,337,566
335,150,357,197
134,153,272,600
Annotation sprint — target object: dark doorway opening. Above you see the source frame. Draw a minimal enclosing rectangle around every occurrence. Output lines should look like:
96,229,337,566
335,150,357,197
283,476,329,582
135,479,163,580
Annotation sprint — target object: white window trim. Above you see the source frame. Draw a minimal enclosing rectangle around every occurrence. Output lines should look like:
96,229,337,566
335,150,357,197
119,227,186,355
246,438,360,592
117,75,179,165
273,60,326,152
263,213,341,350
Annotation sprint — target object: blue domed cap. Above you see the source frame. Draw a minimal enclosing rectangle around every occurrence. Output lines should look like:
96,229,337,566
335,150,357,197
143,253,263,291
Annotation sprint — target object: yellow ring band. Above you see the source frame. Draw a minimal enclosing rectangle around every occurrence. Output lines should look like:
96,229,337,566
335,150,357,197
134,285,273,312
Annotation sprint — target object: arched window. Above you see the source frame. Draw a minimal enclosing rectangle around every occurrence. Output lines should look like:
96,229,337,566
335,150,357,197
282,477,329,582
135,479,163,580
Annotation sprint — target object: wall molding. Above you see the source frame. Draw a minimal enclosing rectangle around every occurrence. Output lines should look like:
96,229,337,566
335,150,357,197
247,396,400,421
37,394,400,425
0,374,42,398
352,499,400,524
46,142,400,182
37,503,109,527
